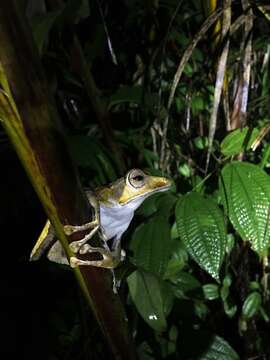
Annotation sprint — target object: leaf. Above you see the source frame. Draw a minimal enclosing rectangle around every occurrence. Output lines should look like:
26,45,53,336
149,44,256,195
68,135,116,181
143,149,159,168
108,86,159,110
31,10,62,54
160,281,175,317
127,270,167,331
220,161,270,256
221,127,259,157
198,335,239,360
191,95,204,114
137,342,154,360
136,193,176,218
155,193,177,219
135,195,159,217
203,284,220,300
168,271,201,299
130,216,171,276
242,292,262,318
175,193,226,281
163,241,189,277
108,86,143,107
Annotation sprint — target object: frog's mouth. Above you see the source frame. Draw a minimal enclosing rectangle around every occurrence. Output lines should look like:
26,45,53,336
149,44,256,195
149,176,172,191
153,181,171,190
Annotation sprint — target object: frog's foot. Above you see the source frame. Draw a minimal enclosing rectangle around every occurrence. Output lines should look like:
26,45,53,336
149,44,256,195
70,246,124,294
69,246,121,269
67,220,100,254
70,252,120,294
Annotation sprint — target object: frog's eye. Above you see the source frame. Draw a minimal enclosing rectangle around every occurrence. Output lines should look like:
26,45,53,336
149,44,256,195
128,169,146,188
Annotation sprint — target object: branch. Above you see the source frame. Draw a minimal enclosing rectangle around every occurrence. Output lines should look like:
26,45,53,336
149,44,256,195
0,2,136,359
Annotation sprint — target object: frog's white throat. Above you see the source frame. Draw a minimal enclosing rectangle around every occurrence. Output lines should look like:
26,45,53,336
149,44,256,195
99,196,146,242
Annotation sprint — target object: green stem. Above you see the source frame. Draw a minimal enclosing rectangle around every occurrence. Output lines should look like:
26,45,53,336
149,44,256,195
259,143,270,169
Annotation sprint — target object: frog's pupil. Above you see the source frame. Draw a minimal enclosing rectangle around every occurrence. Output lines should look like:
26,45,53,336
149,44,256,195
133,175,144,181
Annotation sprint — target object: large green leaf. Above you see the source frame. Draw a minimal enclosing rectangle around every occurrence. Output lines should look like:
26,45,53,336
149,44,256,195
175,193,226,281
130,216,171,276
127,270,167,331
220,161,270,256
198,335,239,360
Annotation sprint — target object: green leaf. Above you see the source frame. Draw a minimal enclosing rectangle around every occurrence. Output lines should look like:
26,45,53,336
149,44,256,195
203,284,220,300
130,216,171,276
169,271,201,299
137,342,154,360
194,301,209,319
198,335,239,360
155,193,177,219
194,136,209,150
192,95,204,114
178,163,192,177
164,241,189,276
220,161,270,256
175,193,226,281
171,222,179,240
108,86,143,107
31,10,62,54
242,292,262,318
160,281,174,317
68,135,116,181
127,270,167,331
220,127,259,157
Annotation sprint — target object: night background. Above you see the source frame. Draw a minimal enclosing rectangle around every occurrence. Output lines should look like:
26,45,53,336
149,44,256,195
1,1,270,359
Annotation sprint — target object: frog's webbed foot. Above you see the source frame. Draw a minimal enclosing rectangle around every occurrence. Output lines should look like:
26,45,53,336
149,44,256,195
69,245,125,269
66,220,100,253
70,246,125,294
65,190,101,254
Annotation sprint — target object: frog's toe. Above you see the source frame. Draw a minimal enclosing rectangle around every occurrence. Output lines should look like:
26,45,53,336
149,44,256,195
69,241,80,253
64,224,76,235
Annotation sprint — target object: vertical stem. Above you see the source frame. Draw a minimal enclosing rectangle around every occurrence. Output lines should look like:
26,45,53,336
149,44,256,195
0,2,136,358
262,255,269,300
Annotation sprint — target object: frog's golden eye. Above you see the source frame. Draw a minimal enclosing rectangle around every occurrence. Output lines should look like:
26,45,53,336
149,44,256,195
128,169,146,188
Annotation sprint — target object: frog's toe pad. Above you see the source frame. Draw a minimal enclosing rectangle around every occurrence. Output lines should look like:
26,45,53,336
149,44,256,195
70,256,80,268
69,242,80,253
64,225,76,235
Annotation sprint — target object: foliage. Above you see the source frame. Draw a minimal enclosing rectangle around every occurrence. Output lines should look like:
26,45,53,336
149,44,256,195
13,0,270,358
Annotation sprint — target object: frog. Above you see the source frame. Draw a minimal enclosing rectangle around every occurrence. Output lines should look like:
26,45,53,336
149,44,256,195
30,169,171,270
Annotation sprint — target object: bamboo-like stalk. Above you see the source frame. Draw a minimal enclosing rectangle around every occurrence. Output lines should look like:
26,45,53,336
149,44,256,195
0,2,136,359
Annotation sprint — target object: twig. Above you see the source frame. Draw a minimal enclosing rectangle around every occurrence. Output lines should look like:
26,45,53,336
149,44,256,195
206,0,231,173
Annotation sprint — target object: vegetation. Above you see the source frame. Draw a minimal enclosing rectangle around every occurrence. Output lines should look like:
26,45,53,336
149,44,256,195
2,0,270,359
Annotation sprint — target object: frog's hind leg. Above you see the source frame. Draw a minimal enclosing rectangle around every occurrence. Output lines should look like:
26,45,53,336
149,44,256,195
70,245,121,294
70,240,122,269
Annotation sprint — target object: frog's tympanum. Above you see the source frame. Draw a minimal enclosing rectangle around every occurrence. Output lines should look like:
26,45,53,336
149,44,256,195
30,169,171,271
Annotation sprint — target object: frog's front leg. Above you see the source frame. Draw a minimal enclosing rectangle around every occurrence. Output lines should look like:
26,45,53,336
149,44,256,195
65,192,118,268
64,191,100,254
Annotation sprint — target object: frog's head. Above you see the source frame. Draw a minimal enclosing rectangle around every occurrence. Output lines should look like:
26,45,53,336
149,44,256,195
97,169,171,209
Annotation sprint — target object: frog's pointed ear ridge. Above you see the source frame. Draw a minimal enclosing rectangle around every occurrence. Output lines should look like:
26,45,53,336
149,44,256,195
30,220,56,261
